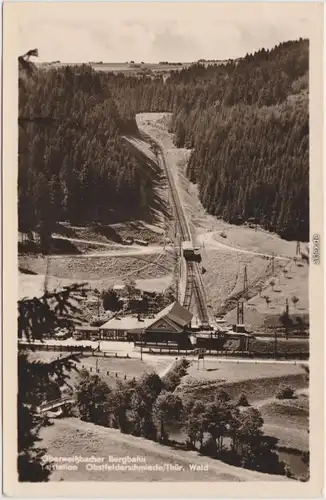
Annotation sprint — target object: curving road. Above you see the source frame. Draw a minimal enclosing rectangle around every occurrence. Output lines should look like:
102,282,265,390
52,232,290,262
51,235,173,257
197,231,291,262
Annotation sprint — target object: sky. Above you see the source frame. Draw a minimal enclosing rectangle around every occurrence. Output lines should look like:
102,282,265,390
16,2,311,63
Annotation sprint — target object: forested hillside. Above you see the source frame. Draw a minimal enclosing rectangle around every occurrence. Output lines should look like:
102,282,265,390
19,38,309,245
107,38,309,241
170,39,309,241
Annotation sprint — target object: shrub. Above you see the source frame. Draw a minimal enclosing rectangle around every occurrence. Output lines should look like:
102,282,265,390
153,392,183,443
291,295,299,308
101,288,121,312
301,450,309,464
162,359,190,392
263,295,271,307
276,384,295,399
162,372,181,392
284,462,294,478
216,389,231,403
200,435,218,457
269,279,276,290
301,364,309,382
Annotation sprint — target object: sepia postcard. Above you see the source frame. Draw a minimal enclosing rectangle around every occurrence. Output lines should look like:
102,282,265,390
2,1,324,497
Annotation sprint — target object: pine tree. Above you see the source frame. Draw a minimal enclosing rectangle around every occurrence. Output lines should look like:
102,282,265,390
18,284,88,481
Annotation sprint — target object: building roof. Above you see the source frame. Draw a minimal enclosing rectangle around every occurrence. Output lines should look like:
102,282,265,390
75,325,99,332
181,241,193,250
157,301,193,328
113,284,126,291
100,315,153,332
100,301,192,332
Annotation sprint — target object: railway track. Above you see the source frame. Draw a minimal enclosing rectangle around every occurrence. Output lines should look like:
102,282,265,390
150,137,210,325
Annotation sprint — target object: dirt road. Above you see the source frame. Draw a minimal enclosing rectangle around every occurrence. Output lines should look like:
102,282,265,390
52,235,172,257
198,231,291,262
53,232,290,263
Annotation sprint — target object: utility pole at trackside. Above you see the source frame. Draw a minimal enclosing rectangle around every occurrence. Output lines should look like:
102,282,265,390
140,330,144,361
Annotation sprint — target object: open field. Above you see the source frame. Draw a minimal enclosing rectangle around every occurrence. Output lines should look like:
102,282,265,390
26,349,173,389
77,355,163,379
19,252,174,281
183,359,305,385
39,61,194,75
260,395,309,451
211,226,306,259
39,417,289,482
201,249,275,312
177,360,308,405
53,220,168,247
260,393,309,477
178,373,307,406
225,259,308,328
19,272,172,300
19,251,174,299
72,356,156,387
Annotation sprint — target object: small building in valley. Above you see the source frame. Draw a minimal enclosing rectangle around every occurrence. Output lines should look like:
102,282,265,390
99,314,152,341
100,301,193,345
73,325,100,341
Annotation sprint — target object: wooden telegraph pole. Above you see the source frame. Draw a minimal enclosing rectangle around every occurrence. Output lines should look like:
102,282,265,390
243,266,248,296
236,301,244,333
285,298,289,340
274,327,278,359
140,329,144,361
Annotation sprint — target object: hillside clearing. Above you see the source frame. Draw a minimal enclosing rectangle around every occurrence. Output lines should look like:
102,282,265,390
27,350,173,389
225,260,309,330
183,360,305,385
260,394,309,453
177,365,308,406
19,252,174,299
210,226,305,259
200,249,279,313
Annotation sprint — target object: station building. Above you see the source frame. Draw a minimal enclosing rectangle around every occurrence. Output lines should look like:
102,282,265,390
99,301,193,345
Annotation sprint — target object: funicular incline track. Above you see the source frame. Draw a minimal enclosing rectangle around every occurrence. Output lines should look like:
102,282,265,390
151,137,210,325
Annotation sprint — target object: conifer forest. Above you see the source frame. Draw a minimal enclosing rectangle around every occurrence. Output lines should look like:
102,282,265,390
19,38,309,246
